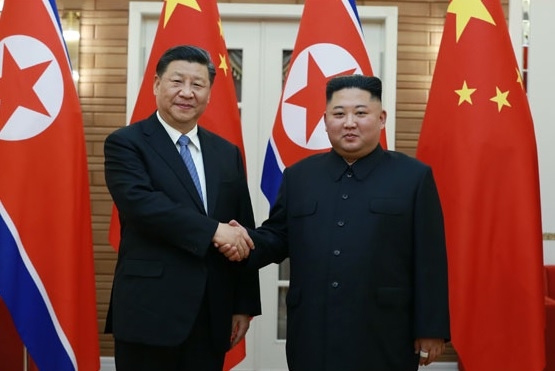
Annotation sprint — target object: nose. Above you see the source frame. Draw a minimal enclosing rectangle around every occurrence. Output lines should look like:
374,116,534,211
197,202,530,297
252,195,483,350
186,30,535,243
178,83,194,98
344,113,356,127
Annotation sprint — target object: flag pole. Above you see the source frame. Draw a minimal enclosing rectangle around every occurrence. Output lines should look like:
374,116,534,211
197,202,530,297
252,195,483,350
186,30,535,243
23,345,28,371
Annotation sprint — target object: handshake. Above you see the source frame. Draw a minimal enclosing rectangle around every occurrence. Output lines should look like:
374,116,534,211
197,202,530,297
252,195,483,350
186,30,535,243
212,219,254,262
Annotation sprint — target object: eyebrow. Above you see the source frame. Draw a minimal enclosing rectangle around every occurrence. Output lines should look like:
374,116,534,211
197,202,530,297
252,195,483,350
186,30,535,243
331,104,369,110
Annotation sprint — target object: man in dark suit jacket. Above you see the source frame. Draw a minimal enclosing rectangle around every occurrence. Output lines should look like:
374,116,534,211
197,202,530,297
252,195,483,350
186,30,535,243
221,75,450,371
104,45,260,371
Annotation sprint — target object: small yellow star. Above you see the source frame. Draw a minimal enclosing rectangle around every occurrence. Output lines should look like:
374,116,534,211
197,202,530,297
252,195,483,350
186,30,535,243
455,80,477,105
448,0,496,42
218,54,229,76
490,87,511,112
164,0,201,28
516,68,524,90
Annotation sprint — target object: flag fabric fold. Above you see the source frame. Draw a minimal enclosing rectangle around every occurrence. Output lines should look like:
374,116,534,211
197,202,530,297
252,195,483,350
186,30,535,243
107,0,247,369
260,0,385,206
416,0,545,370
0,0,100,370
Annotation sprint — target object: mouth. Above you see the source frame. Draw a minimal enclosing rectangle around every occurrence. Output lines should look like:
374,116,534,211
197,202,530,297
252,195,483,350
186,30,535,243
175,102,194,109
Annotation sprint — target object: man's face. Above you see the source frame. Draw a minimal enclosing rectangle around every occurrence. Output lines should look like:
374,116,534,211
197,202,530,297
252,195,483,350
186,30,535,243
154,60,211,132
324,87,386,163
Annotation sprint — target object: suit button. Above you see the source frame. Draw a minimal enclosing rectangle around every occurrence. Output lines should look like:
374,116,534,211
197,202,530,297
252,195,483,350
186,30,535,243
342,194,348,200
337,220,344,227
333,250,341,256
331,281,339,288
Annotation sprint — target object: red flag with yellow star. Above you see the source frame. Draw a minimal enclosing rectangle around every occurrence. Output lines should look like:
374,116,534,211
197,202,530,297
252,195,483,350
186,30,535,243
260,0,385,206
107,0,248,368
416,0,545,370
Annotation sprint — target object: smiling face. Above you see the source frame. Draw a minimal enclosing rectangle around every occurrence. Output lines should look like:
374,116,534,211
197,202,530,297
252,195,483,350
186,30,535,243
153,60,212,133
324,87,386,163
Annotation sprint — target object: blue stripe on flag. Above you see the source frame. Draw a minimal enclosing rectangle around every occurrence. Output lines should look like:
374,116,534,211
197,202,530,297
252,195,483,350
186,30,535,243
347,0,362,28
260,141,284,208
45,0,73,70
0,214,75,371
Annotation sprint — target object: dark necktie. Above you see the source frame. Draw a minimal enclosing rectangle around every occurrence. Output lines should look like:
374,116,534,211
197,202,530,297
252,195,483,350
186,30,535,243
177,135,203,201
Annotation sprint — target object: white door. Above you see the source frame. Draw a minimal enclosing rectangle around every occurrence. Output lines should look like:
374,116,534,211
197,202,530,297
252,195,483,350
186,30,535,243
127,3,398,370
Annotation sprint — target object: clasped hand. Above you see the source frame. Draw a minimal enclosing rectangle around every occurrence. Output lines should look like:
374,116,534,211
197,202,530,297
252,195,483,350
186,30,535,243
212,220,253,261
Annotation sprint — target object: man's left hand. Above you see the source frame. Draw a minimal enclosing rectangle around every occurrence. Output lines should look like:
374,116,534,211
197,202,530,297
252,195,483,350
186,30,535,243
230,314,250,348
414,338,446,366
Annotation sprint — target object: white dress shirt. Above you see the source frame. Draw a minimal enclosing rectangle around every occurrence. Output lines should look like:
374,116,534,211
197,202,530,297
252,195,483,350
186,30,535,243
157,111,207,211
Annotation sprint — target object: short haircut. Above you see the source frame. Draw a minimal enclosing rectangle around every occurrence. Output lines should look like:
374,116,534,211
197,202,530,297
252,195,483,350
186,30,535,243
155,45,216,85
326,74,382,103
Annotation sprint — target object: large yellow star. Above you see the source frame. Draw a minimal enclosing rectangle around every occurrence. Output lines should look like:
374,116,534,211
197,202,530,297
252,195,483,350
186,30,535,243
490,87,511,112
164,0,201,28
455,80,476,105
219,54,229,76
447,0,495,42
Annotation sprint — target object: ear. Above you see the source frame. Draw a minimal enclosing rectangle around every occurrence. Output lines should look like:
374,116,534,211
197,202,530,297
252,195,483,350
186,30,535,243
379,109,387,129
153,74,161,95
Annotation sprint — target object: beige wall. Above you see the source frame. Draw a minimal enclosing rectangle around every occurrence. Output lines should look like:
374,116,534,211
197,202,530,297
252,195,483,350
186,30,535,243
64,0,505,359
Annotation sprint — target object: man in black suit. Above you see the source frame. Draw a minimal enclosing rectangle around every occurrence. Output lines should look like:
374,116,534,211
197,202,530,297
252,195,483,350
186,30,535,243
221,75,450,371
104,45,260,371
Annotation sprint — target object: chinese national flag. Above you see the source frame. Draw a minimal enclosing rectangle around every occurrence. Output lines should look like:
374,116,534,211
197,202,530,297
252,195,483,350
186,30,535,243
416,1,545,370
0,0,100,370
260,0,385,206
107,0,247,369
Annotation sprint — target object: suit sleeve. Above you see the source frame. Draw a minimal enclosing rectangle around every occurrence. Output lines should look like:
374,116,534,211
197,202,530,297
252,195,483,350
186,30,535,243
247,169,290,270
413,167,451,340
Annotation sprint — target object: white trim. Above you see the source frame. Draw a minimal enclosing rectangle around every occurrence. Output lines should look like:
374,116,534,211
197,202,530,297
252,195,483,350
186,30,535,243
100,356,116,371
544,241,555,265
508,0,523,70
126,1,159,124
419,363,459,371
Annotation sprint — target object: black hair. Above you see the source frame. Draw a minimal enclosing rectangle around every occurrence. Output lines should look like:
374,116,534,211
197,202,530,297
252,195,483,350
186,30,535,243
155,45,216,85
325,74,382,103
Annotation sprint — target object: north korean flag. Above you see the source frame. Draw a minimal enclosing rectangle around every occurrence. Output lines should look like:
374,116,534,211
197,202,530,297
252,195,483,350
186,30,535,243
261,0,386,206
0,0,100,370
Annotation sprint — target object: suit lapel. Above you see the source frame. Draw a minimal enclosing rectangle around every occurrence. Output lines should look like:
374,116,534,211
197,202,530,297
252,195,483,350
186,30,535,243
142,115,205,213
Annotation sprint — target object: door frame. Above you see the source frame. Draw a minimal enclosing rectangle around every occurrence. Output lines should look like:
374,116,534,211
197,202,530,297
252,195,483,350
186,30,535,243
126,3,398,370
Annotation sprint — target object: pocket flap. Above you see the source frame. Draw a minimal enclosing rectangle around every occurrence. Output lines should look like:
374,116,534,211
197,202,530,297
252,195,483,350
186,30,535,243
291,200,317,218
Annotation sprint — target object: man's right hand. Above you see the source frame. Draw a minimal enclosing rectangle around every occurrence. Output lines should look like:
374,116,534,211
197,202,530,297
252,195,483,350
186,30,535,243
212,221,254,261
